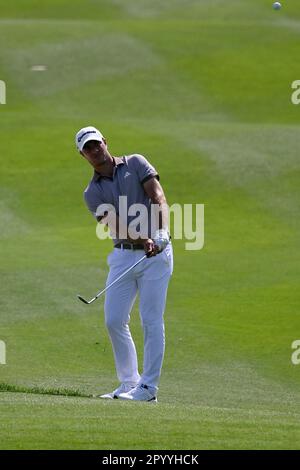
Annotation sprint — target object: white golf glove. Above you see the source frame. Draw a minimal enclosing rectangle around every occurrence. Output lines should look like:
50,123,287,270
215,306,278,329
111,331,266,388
153,229,170,253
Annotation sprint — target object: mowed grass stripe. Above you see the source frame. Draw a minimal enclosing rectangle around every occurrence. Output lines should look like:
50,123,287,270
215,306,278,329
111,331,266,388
1,0,300,449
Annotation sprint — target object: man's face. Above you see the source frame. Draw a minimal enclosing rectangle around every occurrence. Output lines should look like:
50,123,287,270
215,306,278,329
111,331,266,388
81,139,107,166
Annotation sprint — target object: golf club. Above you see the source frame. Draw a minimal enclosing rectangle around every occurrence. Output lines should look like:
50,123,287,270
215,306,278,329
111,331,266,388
77,254,148,305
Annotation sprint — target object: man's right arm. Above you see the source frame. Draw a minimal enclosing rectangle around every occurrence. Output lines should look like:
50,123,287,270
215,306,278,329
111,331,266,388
98,212,155,256
85,188,156,256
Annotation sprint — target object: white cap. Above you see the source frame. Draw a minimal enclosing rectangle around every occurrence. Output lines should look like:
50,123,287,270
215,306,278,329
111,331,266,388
75,126,104,152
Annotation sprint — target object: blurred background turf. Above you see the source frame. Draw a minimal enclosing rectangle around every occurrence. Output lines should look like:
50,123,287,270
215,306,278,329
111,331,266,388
0,0,300,449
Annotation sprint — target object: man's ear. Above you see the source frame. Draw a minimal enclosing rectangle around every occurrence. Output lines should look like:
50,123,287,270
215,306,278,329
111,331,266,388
103,138,107,147
80,150,85,157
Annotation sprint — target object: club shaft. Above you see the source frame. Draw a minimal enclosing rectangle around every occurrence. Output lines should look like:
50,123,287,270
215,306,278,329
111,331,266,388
88,254,147,304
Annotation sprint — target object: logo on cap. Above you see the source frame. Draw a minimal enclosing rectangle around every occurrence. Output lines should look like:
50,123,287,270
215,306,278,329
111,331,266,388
78,130,97,143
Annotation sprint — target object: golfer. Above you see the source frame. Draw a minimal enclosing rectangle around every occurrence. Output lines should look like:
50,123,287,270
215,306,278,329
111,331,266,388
75,126,173,402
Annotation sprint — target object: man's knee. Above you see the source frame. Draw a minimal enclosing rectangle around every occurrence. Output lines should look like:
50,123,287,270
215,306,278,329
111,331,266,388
141,317,164,331
105,309,126,331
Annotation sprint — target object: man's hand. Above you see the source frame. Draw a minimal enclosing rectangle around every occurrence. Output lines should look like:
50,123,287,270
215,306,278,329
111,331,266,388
153,229,170,253
143,239,159,257
143,229,170,257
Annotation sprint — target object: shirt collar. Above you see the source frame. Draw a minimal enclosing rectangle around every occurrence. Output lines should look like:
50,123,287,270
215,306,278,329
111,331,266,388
93,156,124,182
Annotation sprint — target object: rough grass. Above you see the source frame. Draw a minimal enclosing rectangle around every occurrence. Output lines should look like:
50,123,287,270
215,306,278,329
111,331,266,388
0,382,89,397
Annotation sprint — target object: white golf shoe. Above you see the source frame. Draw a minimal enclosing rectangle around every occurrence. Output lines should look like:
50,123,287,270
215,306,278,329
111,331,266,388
97,382,136,400
118,384,157,402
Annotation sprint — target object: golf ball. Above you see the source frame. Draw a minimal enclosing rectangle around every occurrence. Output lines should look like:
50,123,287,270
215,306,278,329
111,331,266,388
273,2,281,10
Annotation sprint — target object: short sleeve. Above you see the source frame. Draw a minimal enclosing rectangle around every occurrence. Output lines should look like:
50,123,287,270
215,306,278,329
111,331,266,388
130,154,160,185
84,186,107,221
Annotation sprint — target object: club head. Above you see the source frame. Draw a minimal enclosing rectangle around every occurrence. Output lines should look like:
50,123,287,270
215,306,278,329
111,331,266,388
77,295,90,305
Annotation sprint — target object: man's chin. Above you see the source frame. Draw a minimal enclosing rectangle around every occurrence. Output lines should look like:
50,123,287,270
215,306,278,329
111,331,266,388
93,157,105,165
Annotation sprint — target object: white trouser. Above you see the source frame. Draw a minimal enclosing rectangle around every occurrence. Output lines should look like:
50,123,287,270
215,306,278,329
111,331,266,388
104,243,173,390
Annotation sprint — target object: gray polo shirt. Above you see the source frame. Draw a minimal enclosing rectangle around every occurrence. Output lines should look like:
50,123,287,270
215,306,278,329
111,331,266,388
84,154,159,245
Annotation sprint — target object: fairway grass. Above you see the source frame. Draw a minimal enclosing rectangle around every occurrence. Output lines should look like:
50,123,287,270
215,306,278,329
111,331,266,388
1,389,300,450
1,0,300,450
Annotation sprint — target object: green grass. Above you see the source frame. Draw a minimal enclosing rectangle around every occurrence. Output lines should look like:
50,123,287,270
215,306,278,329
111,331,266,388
0,0,300,450
1,392,300,450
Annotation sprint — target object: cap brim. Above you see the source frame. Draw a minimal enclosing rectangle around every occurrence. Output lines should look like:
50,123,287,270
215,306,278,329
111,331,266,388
78,135,103,152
